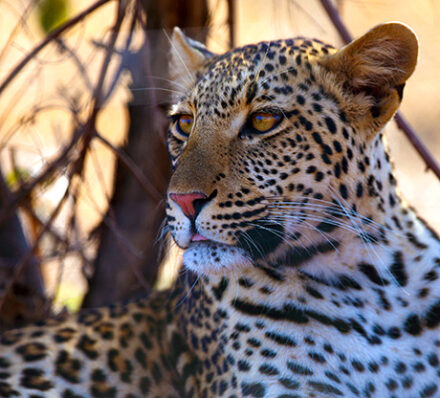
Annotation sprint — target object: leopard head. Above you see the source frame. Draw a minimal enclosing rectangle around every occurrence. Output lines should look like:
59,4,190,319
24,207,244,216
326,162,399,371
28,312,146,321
166,24,418,275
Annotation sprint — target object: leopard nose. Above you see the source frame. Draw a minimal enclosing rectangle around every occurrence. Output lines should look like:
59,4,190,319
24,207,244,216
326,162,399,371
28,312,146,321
169,192,210,219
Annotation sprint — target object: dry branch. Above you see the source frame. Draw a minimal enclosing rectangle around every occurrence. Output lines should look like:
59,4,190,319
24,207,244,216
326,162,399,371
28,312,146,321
0,179,70,319
96,133,162,201
0,0,113,96
0,0,128,323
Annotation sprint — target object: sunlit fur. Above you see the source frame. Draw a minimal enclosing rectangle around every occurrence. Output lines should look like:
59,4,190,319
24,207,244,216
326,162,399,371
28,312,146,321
1,24,440,398
164,24,440,397
166,24,419,279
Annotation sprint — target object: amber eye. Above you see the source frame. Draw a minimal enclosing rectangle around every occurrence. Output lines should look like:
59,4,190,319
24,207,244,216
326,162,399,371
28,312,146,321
251,112,282,133
177,115,194,136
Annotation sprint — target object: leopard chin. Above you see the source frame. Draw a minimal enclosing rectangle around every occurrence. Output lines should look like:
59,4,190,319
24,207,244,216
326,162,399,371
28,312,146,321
182,241,252,274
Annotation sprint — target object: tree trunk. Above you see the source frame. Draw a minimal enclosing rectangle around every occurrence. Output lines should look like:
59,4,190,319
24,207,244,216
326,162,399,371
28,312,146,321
82,0,209,307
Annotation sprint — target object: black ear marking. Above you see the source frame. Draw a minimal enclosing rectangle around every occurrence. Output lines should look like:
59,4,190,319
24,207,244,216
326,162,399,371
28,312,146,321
395,83,405,101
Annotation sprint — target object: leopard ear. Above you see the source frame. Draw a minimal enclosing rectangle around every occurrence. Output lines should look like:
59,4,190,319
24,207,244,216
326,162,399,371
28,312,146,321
322,22,418,128
169,27,214,99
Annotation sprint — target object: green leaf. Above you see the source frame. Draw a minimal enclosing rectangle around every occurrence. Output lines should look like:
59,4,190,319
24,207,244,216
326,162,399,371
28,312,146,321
6,168,30,189
38,0,69,34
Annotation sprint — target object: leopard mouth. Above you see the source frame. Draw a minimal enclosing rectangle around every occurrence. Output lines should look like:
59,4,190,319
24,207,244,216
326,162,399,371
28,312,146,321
190,233,209,242
186,218,285,261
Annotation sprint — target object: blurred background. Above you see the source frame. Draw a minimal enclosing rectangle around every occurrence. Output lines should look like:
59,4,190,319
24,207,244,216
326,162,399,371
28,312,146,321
0,0,438,329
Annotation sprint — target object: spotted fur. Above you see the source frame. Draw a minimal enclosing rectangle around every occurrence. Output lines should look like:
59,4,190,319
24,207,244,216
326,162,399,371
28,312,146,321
1,23,439,397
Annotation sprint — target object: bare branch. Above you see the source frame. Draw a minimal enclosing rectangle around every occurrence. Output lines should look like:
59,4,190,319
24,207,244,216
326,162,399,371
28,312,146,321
0,180,70,314
318,0,353,43
96,133,162,201
71,0,127,181
0,0,114,96
393,113,440,178
0,0,129,316
0,124,81,226
0,0,38,65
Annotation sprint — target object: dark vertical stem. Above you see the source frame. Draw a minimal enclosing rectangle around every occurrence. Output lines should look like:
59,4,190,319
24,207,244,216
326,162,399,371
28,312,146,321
319,0,352,43
394,113,440,177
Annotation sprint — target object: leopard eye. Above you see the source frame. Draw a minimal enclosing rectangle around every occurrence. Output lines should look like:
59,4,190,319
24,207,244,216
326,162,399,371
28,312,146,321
176,115,194,136
251,112,282,133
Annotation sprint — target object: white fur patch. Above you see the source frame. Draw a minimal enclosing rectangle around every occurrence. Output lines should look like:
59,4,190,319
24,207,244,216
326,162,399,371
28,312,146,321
183,242,252,274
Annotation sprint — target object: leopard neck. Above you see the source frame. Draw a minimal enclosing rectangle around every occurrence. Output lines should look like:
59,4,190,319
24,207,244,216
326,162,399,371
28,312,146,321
172,225,440,363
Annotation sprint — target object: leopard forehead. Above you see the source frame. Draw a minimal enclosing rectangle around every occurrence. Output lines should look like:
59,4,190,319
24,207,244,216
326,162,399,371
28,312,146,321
167,36,347,201
174,37,337,119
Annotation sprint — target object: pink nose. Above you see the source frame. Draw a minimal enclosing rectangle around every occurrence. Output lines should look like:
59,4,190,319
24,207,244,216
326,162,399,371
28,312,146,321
169,192,208,218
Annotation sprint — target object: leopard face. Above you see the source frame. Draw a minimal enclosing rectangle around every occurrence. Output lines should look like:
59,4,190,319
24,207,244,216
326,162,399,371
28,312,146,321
166,24,418,275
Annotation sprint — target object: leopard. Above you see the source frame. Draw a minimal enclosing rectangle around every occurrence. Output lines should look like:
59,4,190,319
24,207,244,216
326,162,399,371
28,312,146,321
1,21,440,398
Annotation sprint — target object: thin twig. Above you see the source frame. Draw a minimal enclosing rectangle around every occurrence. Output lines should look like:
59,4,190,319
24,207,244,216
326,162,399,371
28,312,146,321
72,0,127,179
319,0,440,180
0,0,113,96
0,0,38,65
227,0,235,49
0,0,131,317
0,181,70,314
90,0,127,115
0,0,126,233
22,203,68,246
55,38,94,92
102,214,151,291
393,113,440,178
59,0,128,294
99,0,138,105
318,0,353,43
0,126,80,226
96,132,162,201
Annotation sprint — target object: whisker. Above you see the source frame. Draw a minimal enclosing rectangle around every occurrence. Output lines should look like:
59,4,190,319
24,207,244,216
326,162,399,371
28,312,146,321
130,87,185,96
237,229,266,260
264,216,340,253
145,75,188,91
261,192,403,287
247,219,312,253
176,272,199,308
265,197,393,235
164,28,195,88
268,212,369,237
